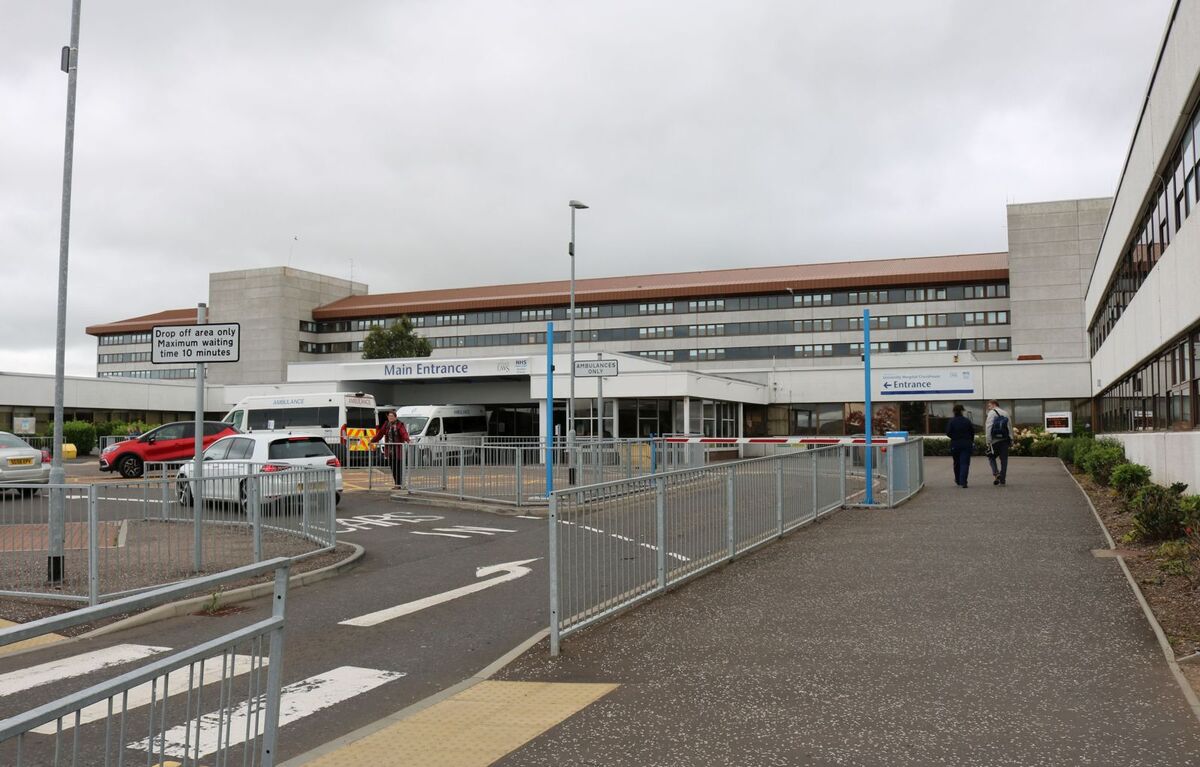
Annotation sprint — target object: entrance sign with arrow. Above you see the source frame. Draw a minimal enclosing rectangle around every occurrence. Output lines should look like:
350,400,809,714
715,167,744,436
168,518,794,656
878,368,976,397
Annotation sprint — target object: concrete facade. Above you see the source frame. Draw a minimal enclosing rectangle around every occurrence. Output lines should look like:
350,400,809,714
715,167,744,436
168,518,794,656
1109,431,1200,494
207,267,367,386
1007,197,1110,361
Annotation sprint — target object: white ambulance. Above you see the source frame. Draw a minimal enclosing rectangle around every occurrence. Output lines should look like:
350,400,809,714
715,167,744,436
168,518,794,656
390,405,488,445
222,392,378,456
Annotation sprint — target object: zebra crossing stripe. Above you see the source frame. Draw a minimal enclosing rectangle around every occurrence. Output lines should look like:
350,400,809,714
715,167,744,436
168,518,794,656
30,655,266,734
129,666,404,759
0,644,170,697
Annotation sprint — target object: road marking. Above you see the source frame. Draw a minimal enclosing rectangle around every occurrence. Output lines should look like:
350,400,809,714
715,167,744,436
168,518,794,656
339,559,540,627
337,511,444,534
130,666,403,759
446,525,518,534
556,520,690,562
411,531,471,539
0,618,65,656
516,515,541,520
31,654,266,734
0,644,170,697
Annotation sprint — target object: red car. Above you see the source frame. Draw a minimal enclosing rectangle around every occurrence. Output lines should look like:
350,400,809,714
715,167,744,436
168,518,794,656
99,421,239,478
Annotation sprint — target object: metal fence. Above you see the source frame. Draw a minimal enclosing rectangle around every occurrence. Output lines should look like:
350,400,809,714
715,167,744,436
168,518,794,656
398,440,664,506
0,558,291,767
0,465,336,604
548,439,925,654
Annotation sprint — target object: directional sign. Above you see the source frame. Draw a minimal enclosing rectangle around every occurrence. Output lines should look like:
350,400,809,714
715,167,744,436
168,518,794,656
152,323,240,364
575,359,618,378
338,558,540,627
878,368,975,397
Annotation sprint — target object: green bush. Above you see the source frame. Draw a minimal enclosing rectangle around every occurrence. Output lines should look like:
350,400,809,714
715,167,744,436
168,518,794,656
1130,483,1188,541
1057,438,1078,464
1110,463,1152,503
923,437,951,457
1181,495,1200,528
1031,437,1059,457
61,420,96,456
1081,441,1126,486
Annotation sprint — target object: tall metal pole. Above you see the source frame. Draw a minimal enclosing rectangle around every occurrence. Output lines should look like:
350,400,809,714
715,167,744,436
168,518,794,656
48,0,84,583
568,207,577,447
545,321,555,497
193,303,207,571
863,309,874,505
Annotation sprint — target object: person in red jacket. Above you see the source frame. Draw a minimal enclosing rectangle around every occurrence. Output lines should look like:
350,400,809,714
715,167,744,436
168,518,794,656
371,410,411,488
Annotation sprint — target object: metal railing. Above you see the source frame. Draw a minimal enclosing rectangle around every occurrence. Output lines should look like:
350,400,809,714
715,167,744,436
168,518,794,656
549,439,925,654
0,558,291,767
0,465,336,604
399,441,661,506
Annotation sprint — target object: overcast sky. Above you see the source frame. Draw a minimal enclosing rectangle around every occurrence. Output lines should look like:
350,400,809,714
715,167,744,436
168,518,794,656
0,1,1172,376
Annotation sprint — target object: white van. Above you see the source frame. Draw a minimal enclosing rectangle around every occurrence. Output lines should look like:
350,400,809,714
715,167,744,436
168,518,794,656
393,405,488,445
223,392,378,453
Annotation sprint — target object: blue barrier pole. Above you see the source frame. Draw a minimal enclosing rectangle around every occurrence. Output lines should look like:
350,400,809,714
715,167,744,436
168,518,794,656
546,321,555,497
864,309,874,505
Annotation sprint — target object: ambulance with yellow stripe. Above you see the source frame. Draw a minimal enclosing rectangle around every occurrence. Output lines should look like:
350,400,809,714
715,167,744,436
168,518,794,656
222,392,378,460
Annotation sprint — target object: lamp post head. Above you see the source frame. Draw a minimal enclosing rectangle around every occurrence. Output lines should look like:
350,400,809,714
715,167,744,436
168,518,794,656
568,200,589,210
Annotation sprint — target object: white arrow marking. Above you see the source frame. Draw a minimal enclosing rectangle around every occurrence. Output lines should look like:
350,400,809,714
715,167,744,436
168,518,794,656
31,654,266,734
0,644,170,697
411,531,471,539
339,558,541,628
446,525,517,534
130,666,402,759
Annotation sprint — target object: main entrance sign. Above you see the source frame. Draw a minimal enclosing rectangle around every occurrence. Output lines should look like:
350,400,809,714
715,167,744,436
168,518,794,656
378,357,530,379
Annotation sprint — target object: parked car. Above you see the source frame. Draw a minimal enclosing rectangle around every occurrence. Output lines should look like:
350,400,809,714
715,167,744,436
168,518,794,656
99,421,239,478
0,431,51,495
175,433,343,508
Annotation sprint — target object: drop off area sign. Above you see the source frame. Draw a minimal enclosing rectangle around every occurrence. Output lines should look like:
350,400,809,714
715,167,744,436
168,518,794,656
152,323,240,364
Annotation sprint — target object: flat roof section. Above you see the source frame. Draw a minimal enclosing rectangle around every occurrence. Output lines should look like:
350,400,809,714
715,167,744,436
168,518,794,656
85,308,198,336
312,252,1009,320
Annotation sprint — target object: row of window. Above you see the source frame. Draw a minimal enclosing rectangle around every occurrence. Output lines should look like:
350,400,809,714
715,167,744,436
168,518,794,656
298,315,1014,354
1097,326,1199,432
98,332,153,346
98,369,196,380
98,352,152,364
790,399,1088,437
1090,102,1200,354
297,283,1011,334
632,338,1012,362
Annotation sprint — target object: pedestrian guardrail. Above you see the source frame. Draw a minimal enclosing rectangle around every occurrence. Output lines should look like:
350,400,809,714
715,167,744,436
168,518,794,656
0,558,291,767
0,465,336,604
549,439,925,654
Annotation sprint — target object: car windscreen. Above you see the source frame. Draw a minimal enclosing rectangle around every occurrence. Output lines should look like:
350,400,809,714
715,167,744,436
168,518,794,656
398,417,428,435
0,433,30,449
268,438,333,460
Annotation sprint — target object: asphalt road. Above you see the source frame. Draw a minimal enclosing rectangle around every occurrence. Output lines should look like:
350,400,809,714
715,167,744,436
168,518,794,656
0,492,550,765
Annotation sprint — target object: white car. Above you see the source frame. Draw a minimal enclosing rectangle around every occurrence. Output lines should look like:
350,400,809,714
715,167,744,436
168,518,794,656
176,433,343,508
0,431,51,495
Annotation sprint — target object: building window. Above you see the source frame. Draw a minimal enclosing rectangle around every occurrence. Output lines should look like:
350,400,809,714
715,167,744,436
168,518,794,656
520,309,552,322
688,299,725,313
639,326,673,340
794,293,832,307
689,324,725,337
639,302,672,315
638,350,676,362
795,344,833,358
687,348,725,361
795,319,833,333
848,290,886,305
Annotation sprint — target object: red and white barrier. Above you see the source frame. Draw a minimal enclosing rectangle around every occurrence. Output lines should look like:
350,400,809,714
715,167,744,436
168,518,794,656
660,436,903,446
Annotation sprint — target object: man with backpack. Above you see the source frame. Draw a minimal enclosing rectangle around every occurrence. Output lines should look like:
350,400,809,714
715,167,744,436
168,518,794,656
984,400,1012,486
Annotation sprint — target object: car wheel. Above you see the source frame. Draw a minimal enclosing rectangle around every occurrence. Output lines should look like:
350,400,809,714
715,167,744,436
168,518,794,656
335,491,342,507
178,478,193,507
117,455,143,479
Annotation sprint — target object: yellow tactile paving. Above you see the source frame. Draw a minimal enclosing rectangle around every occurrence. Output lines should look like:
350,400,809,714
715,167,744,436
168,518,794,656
303,680,618,766
0,618,65,655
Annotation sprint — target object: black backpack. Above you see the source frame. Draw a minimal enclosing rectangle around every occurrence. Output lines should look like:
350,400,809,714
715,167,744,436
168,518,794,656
989,412,1011,442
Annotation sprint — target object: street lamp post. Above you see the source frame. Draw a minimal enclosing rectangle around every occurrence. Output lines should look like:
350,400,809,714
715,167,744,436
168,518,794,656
49,0,84,583
567,200,588,483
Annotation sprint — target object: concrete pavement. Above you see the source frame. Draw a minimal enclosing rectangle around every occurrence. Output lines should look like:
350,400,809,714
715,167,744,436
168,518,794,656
488,457,1200,766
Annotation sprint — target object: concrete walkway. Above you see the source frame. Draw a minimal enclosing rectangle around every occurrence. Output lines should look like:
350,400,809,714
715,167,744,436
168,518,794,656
492,457,1200,766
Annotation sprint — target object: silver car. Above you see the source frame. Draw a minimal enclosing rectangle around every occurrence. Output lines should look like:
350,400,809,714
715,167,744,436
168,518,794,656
0,431,51,495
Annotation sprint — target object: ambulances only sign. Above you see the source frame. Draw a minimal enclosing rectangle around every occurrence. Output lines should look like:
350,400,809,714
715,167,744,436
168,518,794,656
151,323,241,364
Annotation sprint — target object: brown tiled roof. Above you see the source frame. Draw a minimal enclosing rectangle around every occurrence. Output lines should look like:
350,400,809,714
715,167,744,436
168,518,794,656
85,308,198,336
313,252,1008,320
